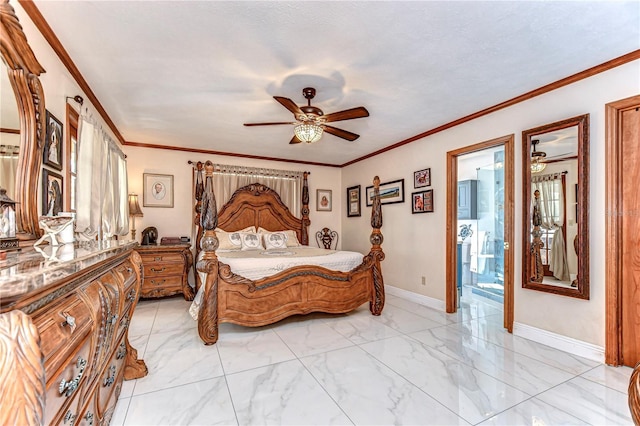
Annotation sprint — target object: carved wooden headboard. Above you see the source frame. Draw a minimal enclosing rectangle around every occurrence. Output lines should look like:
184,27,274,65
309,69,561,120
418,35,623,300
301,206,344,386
218,181,309,245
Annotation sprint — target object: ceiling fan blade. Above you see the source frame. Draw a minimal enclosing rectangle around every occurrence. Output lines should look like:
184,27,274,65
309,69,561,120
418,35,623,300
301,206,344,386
323,125,360,141
322,107,369,123
244,122,296,126
289,135,302,144
274,96,304,116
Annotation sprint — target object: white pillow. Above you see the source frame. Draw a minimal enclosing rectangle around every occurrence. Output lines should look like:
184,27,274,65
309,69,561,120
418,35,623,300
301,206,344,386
239,232,264,250
215,226,255,250
263,232,288,249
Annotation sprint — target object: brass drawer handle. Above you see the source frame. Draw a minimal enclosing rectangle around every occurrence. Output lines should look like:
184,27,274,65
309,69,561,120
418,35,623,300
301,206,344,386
60,311,76,333
64,410,76,425
84,412,94,426
154,256,162,261
126,288,137,301
103,365,116,387
59,357,87,397
116,342,126,360
150,267,165,273
150,279,166,286
126,266,133,273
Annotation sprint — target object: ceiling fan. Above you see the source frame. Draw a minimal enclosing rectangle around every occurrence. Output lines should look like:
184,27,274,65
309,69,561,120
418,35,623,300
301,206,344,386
243,87,369,144
531,139,573,173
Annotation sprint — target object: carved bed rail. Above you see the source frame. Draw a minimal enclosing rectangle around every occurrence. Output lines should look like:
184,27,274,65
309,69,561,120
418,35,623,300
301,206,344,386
195,160,384,345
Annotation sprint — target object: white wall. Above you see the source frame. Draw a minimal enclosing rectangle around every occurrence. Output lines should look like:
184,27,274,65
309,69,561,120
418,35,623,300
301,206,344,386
343,60,640,347
125,146,342,247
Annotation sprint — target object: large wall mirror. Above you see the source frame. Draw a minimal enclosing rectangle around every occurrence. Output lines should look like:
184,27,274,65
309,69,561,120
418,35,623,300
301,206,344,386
522,114,589,299
0,0,46,240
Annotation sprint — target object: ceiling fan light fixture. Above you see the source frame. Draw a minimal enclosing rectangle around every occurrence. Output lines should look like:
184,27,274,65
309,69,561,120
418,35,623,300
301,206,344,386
530,158,546,173
294,123,323,143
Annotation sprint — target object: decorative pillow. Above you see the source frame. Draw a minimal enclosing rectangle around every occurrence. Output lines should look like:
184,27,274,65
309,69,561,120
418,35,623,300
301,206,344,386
215,226,256,250
283,230,301,247
263,232,288,250
239,232,264,250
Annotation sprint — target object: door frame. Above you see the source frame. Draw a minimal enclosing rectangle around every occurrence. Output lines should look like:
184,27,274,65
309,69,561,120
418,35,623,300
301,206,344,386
446,135,515,332
605,94,640,365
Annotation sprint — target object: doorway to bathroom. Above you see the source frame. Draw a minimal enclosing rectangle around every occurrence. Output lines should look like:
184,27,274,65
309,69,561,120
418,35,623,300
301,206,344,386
446,135,514,332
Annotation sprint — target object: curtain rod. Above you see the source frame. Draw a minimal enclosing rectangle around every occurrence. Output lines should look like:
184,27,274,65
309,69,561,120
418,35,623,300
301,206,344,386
187,160,310,175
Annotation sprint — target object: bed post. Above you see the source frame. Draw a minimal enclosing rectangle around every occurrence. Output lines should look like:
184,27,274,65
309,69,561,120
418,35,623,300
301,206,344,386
196,160,221,345
369,176,385,315
301,171,310,245
193,161,204,291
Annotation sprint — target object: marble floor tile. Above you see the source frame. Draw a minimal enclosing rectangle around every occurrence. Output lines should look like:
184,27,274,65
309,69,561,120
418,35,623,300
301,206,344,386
361,335,529,424
301,346,468,425
133,327,224,395
410,326,575,395
216,328,296,374
536,376,633,425
125,378,237,425
478,397,586,425
119,291,628,426
274,321,354,358
581,364,634,394
226,359,352,425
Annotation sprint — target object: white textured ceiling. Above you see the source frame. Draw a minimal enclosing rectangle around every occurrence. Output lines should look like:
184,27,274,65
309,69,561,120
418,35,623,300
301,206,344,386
31,1,640,166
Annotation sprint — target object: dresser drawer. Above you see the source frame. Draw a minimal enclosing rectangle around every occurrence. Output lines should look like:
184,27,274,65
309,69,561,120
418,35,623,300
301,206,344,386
141,275,183,298
45,335,93,425
140,252,184,264
114,259,137,287
96,336,127,417
34,293,93,377
143,263,184,277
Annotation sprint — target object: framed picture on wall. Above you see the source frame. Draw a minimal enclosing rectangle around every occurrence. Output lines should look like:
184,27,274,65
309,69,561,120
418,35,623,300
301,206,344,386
42,169,63,216
411,189,434,214
143,173,174,208
414,168,430,188
316,189,332,211
347,185,361,217
43,110,63,171
366,179,405,206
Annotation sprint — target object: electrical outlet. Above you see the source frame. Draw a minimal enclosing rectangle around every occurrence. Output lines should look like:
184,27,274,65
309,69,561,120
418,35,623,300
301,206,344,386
421,276,426,286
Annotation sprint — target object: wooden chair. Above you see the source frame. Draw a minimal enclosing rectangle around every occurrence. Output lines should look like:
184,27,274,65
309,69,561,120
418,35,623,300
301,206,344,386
316,227,338,250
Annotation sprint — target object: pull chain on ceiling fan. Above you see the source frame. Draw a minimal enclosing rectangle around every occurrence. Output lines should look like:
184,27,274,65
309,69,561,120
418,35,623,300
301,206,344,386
244,87,369,144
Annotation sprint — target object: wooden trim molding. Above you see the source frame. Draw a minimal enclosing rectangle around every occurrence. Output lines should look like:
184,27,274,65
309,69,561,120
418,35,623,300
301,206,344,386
342,50,640,167
17,0,125,145
0,127,20,134
446,135,514,332
123,141,341,168
605,94,640,366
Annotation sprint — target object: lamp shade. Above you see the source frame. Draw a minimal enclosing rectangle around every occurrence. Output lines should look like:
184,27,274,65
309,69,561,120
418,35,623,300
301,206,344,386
128,193,143,217
294,123,323,143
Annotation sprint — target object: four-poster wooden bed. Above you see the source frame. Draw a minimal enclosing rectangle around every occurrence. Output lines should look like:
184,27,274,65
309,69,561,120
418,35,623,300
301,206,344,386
191,160,385,345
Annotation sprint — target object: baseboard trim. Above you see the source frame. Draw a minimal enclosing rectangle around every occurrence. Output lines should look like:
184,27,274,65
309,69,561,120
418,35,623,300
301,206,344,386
385,285,445,311
513,322,604,363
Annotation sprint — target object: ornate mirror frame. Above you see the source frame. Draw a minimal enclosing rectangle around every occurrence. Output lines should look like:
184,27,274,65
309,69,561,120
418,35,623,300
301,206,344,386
521,114,590,299
1,0,46,240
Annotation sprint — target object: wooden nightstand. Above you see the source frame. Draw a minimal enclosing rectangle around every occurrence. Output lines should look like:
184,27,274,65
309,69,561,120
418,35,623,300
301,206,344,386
135,244,194,300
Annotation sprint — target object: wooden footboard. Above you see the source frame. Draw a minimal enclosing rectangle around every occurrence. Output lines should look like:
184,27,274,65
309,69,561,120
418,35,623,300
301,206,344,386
196,161,384,345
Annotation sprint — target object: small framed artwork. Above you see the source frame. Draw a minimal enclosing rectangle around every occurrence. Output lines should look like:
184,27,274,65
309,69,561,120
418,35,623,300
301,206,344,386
366,179,405,206
412,189,434,214
316,189,332,212
42,169,63,216
143,173,174,208
347,185,361,217
43,110,63,171
414,168,430,188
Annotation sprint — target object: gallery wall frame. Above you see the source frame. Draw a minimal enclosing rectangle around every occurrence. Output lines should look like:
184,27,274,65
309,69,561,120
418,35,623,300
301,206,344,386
42,169,63,216
412,189,434,214
44,110,63,171
316,189,332,211
143,173,174,208
366,178,405,207
414,168,431,188
347,185,361,217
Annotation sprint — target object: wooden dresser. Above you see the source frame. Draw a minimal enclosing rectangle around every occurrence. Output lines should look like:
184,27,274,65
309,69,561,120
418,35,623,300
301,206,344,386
135,244,194,300
0,241,147,425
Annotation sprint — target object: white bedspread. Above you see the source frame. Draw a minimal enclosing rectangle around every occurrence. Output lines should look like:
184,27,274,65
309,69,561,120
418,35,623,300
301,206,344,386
189,246,364,320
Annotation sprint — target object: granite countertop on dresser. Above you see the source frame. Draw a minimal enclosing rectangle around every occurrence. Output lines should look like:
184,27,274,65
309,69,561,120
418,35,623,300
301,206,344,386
0,240,137,309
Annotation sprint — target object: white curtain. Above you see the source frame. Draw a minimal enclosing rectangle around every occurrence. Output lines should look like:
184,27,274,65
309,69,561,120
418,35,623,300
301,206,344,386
532,172,570,281
76,115,129,239
0,146,18,199
206,164,304,218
